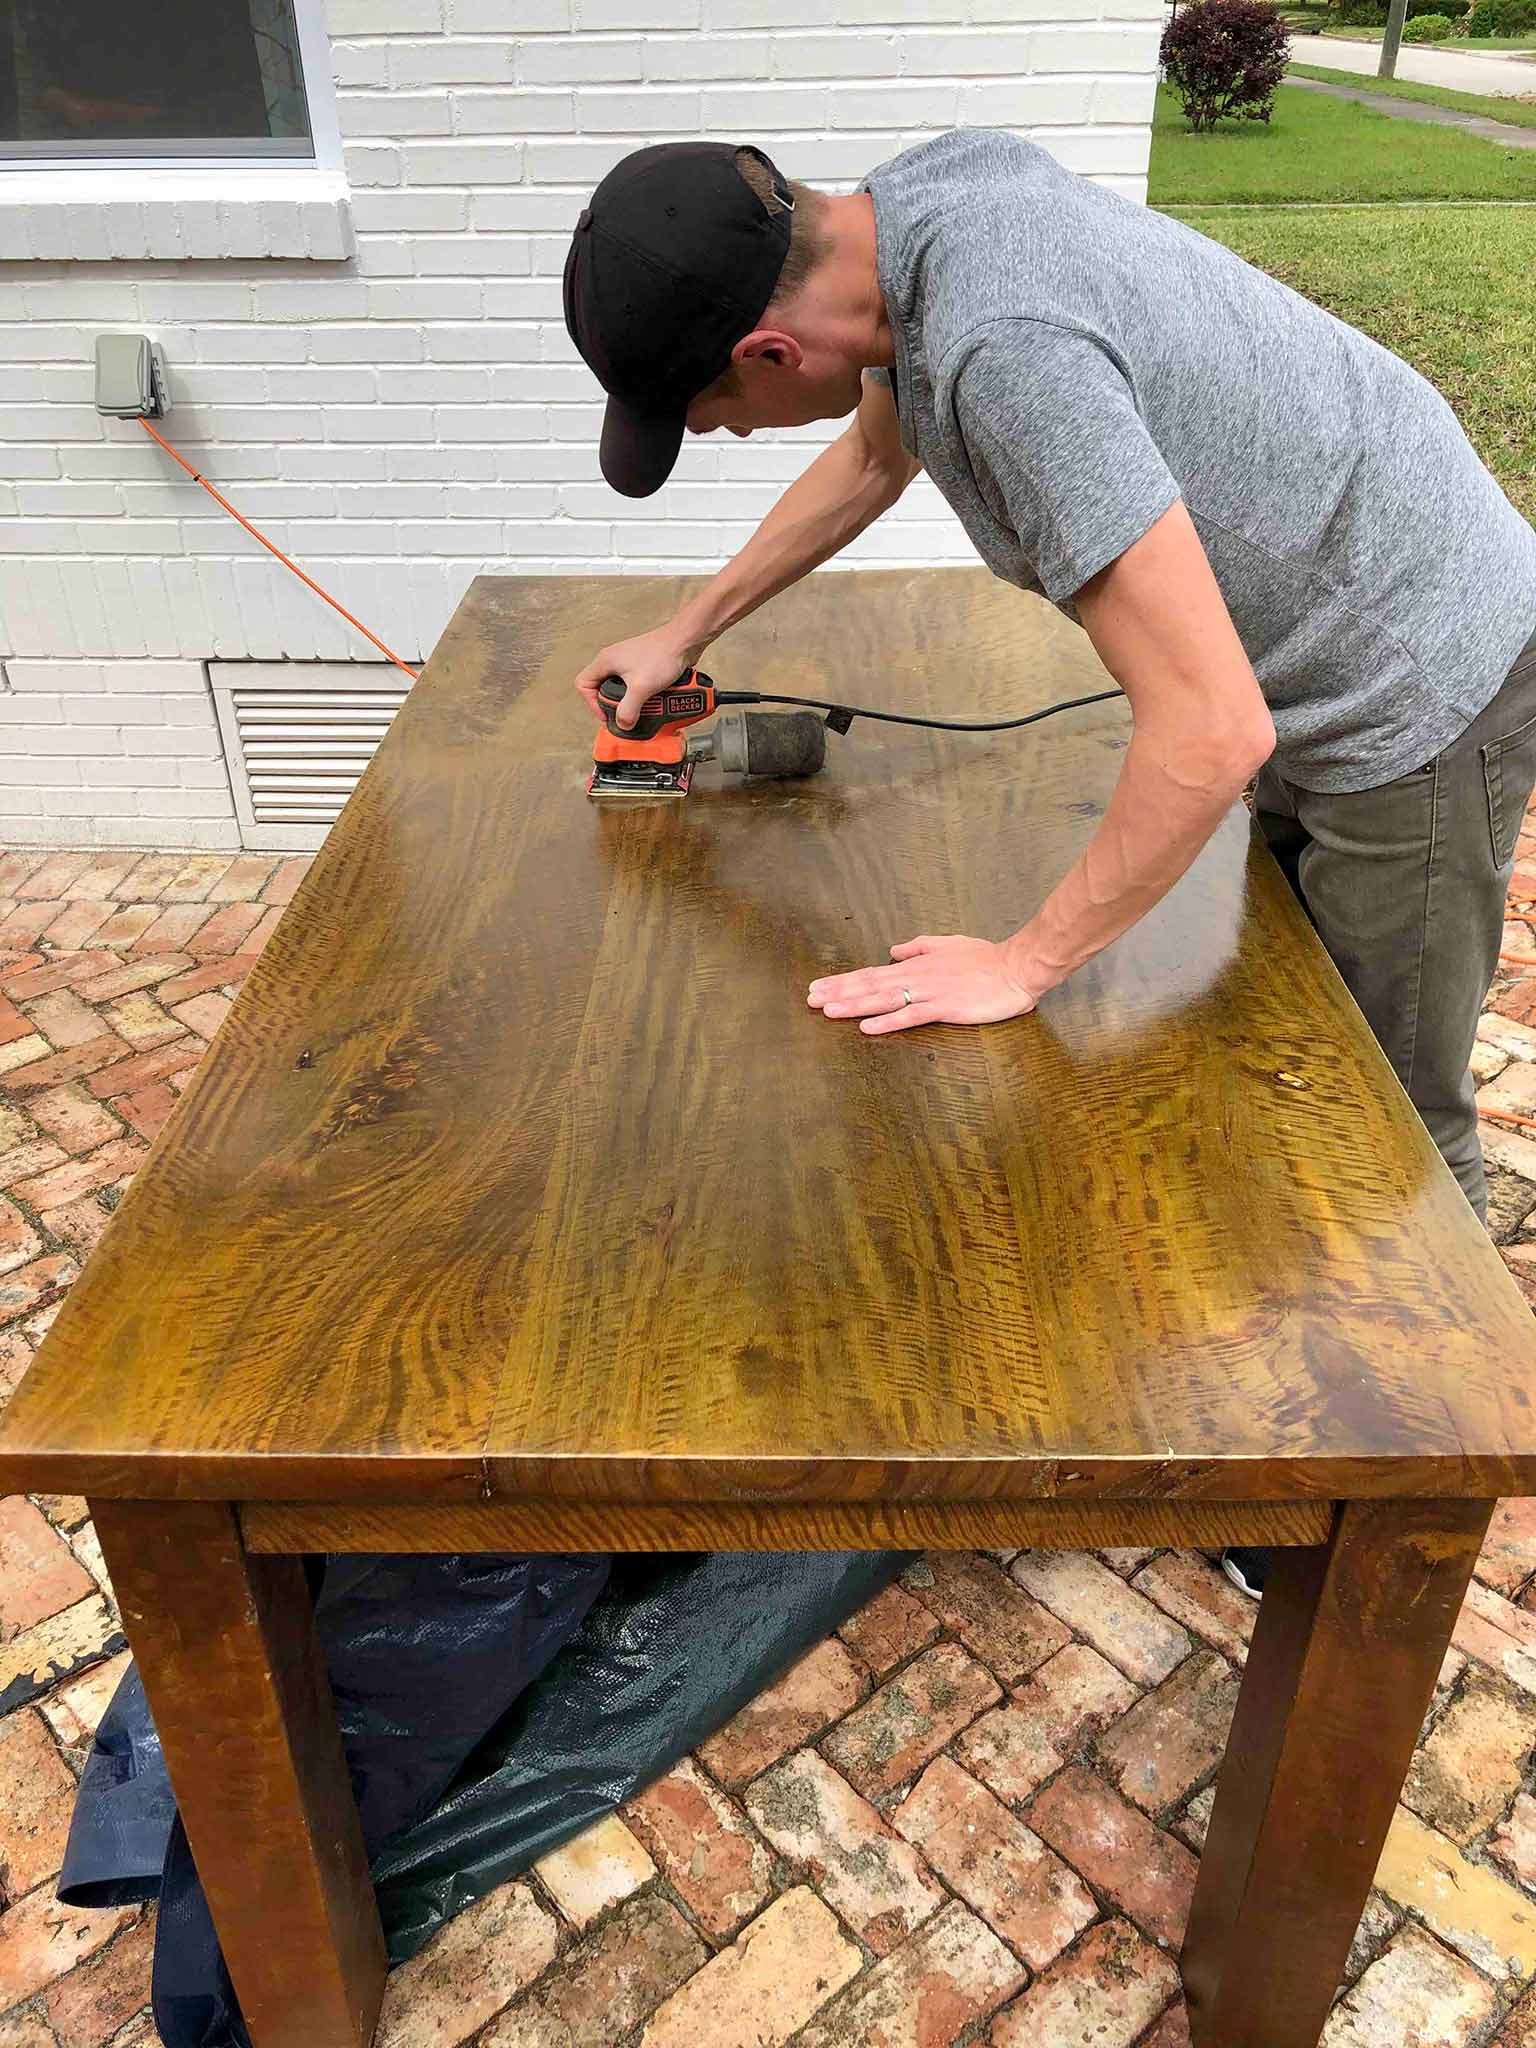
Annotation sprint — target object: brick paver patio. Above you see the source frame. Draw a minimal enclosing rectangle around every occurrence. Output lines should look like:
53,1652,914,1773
9,834,1536,2047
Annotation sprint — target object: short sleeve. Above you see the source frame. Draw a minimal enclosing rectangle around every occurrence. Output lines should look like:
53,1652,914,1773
951,322,1180,604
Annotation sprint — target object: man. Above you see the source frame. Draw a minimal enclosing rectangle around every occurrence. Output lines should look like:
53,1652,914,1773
564,131,1536,1595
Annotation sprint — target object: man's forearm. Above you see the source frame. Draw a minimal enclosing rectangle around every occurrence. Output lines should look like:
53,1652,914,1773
1009,500,1275,991
673,433,903,651
1006,725,1261,990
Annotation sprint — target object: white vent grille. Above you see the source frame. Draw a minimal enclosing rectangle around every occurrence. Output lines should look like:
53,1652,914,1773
210,664,412,851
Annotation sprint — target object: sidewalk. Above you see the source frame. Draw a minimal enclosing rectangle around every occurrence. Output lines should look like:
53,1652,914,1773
1294,31,1536,94
9,841,1536,2044
1288,70,1536,143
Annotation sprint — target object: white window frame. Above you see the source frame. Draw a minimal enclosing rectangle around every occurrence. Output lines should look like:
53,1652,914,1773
0,0,350,261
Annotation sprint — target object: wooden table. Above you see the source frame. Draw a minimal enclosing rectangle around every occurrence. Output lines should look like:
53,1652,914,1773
3,568,1535,2048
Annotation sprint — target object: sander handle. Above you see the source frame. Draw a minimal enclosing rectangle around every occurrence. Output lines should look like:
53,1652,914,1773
596,669,718,741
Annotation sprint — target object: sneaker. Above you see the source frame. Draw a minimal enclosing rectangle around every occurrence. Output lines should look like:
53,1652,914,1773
1220,1546,1270,1599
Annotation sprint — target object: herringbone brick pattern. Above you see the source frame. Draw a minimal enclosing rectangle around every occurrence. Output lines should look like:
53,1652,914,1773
7,835,1536,2048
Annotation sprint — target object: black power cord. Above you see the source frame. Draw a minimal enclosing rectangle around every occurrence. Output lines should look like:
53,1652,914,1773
715,685,1124,736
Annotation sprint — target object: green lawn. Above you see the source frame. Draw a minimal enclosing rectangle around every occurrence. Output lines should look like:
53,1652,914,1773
1150,79,1536,200
1319,24,1536,45
1290,60,1536,125
1161,206,1536,520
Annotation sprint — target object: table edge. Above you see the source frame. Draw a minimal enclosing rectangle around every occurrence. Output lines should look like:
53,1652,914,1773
6,1449,1534,1504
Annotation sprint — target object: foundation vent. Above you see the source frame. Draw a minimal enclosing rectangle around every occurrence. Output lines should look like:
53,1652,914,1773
210,663,412,851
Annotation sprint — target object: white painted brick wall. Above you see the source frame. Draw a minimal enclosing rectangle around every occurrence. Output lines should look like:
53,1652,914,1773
0,0,1161,850
0,662,237,850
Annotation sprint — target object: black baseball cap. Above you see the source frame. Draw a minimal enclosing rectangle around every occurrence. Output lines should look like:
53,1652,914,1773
563,141,794,498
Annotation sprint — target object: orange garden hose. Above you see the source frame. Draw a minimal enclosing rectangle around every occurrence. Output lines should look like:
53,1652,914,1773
138,417,419,682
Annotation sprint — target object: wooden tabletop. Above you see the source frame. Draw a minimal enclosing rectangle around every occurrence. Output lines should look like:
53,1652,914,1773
3,568,1534,1509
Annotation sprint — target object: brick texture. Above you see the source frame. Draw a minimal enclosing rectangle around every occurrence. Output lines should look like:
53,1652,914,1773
374,1884,559,2047
0,1494,95,1636
43,1912,157,2048
745,1747,946,1955
1024,1766,1199,1948
639,1888,861,2048
696,1636,869,1787
0,1707,78,1903
529,1813,655,1928
621,1757,774,1940
481,1891,705,2046
1321,1927,1496,2047
991,1918,1180,2048
894,1756,1097,1970
955,1643,1139,1807
796,1899,1024,2047
820,1642,1001,1800
900,1551,1071,1687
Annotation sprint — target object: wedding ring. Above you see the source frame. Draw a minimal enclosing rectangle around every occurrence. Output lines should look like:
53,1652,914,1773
901,987,913,1007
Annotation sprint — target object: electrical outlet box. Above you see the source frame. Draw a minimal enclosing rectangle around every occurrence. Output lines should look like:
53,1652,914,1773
94,334,169,419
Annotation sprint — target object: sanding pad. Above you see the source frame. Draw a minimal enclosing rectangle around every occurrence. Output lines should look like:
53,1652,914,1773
586,758,695,799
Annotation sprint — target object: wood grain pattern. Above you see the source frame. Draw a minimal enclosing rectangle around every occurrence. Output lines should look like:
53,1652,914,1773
1183,1497,1493,2047
91,1501,385,2048
239,1496,1333,1555
3,570,1535,1507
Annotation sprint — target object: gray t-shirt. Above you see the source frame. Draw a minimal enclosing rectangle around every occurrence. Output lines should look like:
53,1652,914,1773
863,129,1536,793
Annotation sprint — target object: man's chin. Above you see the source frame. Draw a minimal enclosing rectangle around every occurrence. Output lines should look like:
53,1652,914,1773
799,397,861,426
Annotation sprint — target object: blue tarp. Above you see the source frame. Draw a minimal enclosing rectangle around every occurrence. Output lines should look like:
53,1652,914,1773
60,1547,908,2047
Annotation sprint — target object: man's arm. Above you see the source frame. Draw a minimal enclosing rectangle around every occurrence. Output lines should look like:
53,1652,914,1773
575,376,919,726
809,500,1275,1033
672,373,919,654
806,326,1274,1036
1005,498,1275,990
941,325,1274,996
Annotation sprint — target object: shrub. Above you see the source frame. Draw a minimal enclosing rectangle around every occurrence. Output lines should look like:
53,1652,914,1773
1404,12,1454,34
1344,0,1472,17
1463,0,1531,28
1160,0,1292,130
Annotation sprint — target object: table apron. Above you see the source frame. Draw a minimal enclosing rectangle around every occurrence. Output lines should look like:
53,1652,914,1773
239,1496,1334,1555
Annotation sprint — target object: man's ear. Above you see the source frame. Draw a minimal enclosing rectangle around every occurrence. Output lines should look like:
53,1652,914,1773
733,329,804,373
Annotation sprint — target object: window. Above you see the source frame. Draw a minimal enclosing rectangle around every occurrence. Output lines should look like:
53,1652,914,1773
0,0,313,159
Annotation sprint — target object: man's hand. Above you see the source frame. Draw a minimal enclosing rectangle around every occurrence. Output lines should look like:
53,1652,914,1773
574,625,706,728
808,934,1049,1035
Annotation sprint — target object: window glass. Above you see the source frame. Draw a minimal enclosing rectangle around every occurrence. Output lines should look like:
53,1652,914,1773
0,0,312,156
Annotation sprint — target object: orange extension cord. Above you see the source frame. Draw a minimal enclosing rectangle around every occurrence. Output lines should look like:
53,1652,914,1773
138,417,419,681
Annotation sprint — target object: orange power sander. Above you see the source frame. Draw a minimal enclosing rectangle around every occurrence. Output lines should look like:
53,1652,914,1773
587,667,1126,800
589,670,828,798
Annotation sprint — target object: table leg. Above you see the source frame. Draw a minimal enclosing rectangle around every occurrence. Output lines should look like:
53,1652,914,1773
1182,1497,1491,2048
91,1500,386,2048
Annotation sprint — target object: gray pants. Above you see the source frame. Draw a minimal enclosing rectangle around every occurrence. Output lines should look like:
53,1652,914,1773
1254,627,1536,1224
